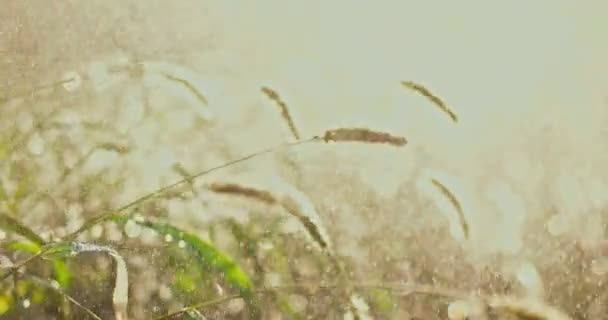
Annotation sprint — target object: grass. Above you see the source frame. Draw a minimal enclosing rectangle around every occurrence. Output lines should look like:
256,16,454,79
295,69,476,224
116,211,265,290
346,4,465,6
0,56,584,320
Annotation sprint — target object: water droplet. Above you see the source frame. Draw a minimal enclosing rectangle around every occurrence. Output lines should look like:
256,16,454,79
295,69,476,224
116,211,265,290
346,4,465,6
515,261,543,297
349,294,370,313
547,214,568,236
50,280,60,289
264,272,282,287
0,255,13,268
158,284,173,301
214,283,224,296
90,225,103,239
288,294,308,312
343,310,355,320
27,133,45,156
124,219,142,238
140,228,159,245
62,71,82,92
447,300,470,320
186,309,206,319
226,298,245,315
258,240,274,251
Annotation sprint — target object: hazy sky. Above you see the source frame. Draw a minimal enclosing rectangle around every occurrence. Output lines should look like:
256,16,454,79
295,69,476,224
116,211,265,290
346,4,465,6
5,1,608,257
210,1,608,149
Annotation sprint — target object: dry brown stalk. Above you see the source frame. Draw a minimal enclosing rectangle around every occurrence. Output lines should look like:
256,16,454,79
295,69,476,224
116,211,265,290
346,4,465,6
205,182,330,250
261,86,301,140
430,179,469,240
206,182,277,205
279,195,329,249
98,142,131,154
162,72,209,105
321,127,407,147
401,80,458,122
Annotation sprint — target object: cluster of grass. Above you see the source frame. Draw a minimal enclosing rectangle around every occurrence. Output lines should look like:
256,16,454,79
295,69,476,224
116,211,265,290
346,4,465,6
0,56,579,320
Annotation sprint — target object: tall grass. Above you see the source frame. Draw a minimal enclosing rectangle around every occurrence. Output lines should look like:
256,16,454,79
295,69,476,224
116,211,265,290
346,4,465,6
0,57,578,320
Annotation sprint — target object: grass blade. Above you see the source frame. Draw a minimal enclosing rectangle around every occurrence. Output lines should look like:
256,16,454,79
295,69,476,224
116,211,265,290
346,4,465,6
2,241,71,289
114,216,261,320
40,241,129,320
65,138,316,241
206,182,332,251
0,212,45,245
3,139,317,284
162,73,209,105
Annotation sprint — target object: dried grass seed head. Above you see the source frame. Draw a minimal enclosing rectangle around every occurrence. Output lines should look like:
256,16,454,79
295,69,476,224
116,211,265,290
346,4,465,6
401,80,458,122
321,127,407,147
261,86,301,140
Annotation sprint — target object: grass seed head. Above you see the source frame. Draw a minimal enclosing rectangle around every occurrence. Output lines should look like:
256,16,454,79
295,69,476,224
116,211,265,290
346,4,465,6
261,86,301,140
321,127,407,147
401,80,458,122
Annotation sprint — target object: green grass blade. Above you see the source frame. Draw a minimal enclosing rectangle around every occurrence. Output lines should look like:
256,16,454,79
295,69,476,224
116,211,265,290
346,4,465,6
51,260,72,289
2,240,40,253
0,212,45,245
116,216,261,319
40,242,75,260
222,218,301,319
2,240,72,289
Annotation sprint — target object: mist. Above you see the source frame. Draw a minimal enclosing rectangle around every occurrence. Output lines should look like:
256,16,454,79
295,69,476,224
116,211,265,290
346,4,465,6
2,1,608,319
